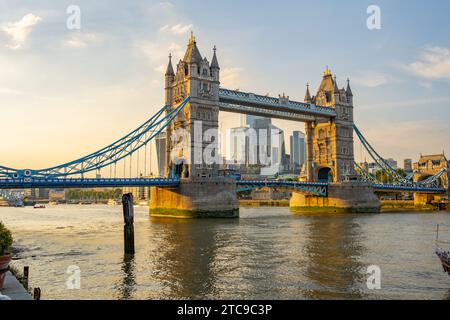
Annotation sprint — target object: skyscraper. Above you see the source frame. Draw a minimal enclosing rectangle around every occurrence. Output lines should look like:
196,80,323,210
155,132,167,177
290,131,306,167
404,159,413,172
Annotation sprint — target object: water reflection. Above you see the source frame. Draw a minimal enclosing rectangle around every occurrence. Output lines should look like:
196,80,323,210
148,217,236,299
299,214,367,299
115,254,136,300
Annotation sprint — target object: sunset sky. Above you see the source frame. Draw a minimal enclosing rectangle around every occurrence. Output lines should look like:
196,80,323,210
1,0,450,175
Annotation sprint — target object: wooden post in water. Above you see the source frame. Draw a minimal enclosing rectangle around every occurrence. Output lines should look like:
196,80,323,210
23,266,29,291
122,193,135,255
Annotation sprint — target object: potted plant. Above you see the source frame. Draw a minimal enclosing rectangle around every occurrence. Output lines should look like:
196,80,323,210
0,222,13,290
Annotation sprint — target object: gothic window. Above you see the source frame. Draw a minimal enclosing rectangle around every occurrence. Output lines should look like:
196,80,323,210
202,69,208,76
207,112,211,120
319,129,324,139
202,82,208,91
184,65,189,76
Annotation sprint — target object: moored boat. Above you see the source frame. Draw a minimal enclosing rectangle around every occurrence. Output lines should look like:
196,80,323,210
435,224,450,276
33,204,46,209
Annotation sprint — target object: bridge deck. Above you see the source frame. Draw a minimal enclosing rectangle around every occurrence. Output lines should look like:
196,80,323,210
0,178,180,189
0,178,445,195
218,88,336,121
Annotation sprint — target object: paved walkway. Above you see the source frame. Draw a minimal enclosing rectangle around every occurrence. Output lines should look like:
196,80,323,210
0,271,33,300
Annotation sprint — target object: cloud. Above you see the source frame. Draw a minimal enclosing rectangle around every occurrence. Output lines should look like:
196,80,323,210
148,2,174,13
136,41,184,70
407,46,450,80
63,33,99,48
351,72,391,88
159,24,193,35
221,68,245,88
1,13,41,49
0,87,21,95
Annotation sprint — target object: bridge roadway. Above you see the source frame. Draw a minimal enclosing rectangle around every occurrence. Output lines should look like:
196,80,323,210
0,178,446,196
218,88,336,121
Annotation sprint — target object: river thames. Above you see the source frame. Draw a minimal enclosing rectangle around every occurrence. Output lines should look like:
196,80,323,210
1,205,449,300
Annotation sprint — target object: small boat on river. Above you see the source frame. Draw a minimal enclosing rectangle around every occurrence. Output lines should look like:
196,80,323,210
435,224,450,276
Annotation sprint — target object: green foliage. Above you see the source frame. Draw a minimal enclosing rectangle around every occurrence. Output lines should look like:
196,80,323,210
0,221,13,256
66,188,122,201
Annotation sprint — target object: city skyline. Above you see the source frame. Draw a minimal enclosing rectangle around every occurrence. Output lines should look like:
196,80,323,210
1,0,450,172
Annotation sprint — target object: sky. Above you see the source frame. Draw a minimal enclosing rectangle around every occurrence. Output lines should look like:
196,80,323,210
0,0,450,174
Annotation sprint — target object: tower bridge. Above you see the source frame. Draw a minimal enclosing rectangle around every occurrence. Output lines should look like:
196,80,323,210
0,34,447,217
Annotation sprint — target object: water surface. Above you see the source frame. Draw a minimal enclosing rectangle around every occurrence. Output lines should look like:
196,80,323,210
1,205,449,300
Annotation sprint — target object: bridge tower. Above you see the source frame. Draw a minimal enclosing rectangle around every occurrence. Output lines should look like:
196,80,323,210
305,67,356,183
291,68,380,213
150,34,239,218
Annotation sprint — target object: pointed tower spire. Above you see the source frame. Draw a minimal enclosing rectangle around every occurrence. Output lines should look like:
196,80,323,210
333,75,339,92
165,53,174,76
304,83,312,103
184,32,202,64
211,45,220,69
346,78,353,97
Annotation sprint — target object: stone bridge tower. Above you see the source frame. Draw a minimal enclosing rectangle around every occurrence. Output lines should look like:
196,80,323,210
151,34,239,218
291,68,380,213
305,68,356,183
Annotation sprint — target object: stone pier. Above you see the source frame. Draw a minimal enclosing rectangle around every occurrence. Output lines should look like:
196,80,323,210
290,182,380,213
150,178,239,218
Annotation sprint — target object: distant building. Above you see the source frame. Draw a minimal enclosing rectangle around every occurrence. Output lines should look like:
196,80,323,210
229,126,250,165
123,186,151,202
229,115,286,174
413,153,449,190
403,159,413,172
386,158,398,169
250,187,290,200
155,132,167,177
290,131,306,168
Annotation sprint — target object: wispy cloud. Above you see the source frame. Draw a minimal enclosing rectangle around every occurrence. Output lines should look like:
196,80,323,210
406,46,450,80
1,13,41,49
351,72,392,88
136,41,184,70
221,68,245,88
159,23,193,35
63,33,99,48
0,87,21,95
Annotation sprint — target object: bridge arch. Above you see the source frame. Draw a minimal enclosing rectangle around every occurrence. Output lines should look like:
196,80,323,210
317,167,334,183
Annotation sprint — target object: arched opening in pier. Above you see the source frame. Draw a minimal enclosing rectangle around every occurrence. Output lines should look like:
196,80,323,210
318,167,333,183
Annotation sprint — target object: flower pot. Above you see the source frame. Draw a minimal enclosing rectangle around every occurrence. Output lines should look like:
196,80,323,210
0,253,12,290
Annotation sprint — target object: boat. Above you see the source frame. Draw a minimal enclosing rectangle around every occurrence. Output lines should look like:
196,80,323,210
107,199,119,206
435,224,450,276
33,204,46,209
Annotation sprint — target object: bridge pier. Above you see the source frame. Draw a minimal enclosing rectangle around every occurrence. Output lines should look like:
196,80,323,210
290,182,380,213
150,178,239,218
413,193,440,210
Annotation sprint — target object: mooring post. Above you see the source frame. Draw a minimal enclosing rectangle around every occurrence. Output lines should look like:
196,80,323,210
23,266,29,291
122,193,135,255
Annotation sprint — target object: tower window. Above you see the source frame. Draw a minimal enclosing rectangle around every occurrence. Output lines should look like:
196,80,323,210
202,69,208,76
